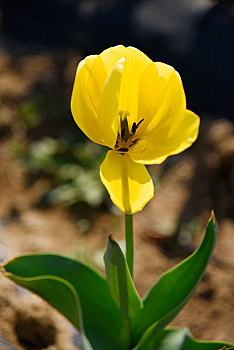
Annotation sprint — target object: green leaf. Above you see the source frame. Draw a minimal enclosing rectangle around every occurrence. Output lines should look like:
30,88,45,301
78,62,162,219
2,273,93,350
3,254,124,350
137,328,234,350
105,235,143,319
132,212,217,347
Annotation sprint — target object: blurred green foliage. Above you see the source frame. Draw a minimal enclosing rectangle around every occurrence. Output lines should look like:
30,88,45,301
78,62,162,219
18,100,42,128
9,99,108,209
25,137,106,207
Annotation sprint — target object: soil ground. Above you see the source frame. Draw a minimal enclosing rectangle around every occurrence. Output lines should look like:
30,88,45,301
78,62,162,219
0,50,233,350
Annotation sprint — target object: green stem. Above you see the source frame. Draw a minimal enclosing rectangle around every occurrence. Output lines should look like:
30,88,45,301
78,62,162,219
123,317,131,349
125,214,134,277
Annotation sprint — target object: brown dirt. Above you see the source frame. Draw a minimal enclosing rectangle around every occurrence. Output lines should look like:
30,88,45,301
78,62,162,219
0,51,233,349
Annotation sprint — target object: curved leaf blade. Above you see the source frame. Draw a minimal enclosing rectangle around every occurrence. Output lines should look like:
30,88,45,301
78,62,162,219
132,212,217,346
3,254,123,350
137,328,234,350
3,273,93,350
105,235,143,319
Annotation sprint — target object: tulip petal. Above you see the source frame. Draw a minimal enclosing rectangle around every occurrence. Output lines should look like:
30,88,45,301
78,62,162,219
145,62,186,133
137,63,166,130
98,62,124,149
71,55,104,145
100,46,153,125
100,151,154,214
129,109,200,164
129,62,199,164
100,45,127,74
119,47,153,126
87,56,107,113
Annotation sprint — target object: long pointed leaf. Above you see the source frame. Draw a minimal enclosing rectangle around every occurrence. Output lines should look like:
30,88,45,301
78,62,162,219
105,235,143,319
137,328,234,350
3,254,124,350
132,212,217,347
2,272,93,350
105,235,143,347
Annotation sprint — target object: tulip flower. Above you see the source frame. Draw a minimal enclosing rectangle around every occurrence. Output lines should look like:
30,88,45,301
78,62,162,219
71,45,199,214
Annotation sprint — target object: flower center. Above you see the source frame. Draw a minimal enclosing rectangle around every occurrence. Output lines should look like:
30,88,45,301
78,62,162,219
114,111,144,154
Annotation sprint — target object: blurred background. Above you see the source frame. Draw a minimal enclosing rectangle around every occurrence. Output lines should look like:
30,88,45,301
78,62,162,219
0,1,233,349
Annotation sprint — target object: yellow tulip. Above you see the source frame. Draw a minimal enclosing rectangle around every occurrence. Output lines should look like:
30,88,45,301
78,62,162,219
71,45,200,214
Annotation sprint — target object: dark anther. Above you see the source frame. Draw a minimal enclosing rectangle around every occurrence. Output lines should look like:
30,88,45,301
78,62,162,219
137,118,144,128
117,147,128,152
131,118,144,134
131,122,137,134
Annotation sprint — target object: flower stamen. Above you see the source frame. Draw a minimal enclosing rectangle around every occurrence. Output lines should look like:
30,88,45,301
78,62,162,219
120,111,130,142
129,138,139,148
131,118,144,134
115,113,144,154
